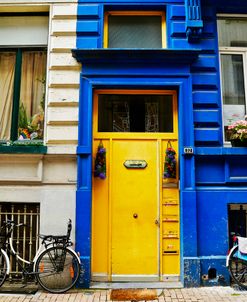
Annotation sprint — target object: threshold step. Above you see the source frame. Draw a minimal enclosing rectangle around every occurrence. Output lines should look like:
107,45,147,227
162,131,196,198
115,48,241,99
90,282,183,289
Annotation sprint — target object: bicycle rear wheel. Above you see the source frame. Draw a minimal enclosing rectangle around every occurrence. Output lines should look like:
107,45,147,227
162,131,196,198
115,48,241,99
35,246,80,293
229,245,247,289
0,250,8,287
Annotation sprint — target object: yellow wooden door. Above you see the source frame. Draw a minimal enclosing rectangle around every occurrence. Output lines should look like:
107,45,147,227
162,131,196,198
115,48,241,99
111,140,159,281
91,89,179,282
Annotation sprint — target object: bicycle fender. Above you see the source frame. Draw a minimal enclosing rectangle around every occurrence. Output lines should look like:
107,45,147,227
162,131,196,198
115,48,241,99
67,247,81,264
1,249,10,275
33,246,81,272
226,245,237,267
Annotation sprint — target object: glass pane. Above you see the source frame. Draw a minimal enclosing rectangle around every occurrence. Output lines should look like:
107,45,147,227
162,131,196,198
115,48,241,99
98,94,173,133
0,52,16,140
108,15,162,48
217,18,247,47
221,54,245,106
18,51,47,140
221,54,246,141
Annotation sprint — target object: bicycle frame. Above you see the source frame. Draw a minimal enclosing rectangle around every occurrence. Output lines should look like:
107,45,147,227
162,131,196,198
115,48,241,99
0,249,10,275
3,234,81,278
2,234,45,276
0,219,81,288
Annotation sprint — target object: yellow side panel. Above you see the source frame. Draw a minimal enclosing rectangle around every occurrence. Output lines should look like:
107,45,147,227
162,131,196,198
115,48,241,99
162,186,180,276
111,140,159,276
91,139,109,278
163,255,180,275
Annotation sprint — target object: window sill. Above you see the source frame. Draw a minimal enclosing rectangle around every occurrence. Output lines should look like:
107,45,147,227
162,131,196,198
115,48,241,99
195,147,247,156
0,140,47,154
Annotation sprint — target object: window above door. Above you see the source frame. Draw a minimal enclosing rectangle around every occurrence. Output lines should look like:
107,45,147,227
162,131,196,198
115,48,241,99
104,11,166,48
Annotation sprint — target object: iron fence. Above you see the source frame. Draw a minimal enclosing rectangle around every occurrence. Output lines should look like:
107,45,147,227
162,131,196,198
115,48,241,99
0,203,40,280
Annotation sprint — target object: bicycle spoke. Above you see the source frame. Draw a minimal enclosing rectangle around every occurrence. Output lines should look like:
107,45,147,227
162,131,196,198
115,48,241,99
35,246,80,293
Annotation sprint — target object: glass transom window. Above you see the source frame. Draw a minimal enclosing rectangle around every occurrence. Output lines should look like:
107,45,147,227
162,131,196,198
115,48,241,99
98,94,173,133
104,12,166,48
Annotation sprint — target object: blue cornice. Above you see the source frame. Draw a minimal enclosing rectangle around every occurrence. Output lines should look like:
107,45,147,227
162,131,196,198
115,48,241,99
72,49,201,65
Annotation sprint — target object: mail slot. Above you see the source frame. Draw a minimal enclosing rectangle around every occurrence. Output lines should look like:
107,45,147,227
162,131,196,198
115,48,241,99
124,160,147,169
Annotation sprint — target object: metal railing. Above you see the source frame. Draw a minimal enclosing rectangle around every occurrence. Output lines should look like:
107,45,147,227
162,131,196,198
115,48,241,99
0,203,40,281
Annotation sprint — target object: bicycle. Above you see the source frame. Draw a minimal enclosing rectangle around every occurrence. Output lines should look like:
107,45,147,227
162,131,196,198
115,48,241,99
226,234,247,289
0,219,81,293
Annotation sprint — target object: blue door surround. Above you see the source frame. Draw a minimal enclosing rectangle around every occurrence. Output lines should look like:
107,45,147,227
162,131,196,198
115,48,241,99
72,49,200,287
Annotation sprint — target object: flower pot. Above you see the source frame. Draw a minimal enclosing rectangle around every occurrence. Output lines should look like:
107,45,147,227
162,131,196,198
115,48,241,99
230,139,247,147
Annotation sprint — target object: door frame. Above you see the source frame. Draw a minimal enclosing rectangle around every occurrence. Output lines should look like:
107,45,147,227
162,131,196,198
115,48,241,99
91,89,178,281
75,74,194,288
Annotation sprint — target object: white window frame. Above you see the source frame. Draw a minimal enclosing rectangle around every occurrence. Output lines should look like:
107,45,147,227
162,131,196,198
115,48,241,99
218,14,247,145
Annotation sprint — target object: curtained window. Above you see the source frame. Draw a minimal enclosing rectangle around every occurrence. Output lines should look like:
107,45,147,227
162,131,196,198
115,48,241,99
0,15,48,142
0,49,47,141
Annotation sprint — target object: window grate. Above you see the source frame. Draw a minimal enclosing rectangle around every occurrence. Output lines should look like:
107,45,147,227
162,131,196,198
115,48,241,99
0,203,40,280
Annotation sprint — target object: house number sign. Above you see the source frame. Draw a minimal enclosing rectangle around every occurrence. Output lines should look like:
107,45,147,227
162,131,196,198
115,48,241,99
124,160,147,169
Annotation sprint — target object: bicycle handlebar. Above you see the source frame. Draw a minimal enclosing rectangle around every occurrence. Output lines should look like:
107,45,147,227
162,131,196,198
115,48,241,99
67,219,72,239
3,220,27,228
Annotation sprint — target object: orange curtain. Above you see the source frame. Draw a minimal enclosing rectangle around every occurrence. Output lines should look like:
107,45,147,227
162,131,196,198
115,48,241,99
19,51,47,118
0,52,16,140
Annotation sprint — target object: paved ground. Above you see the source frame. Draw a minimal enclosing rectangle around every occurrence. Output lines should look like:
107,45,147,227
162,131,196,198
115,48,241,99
0,287,247,302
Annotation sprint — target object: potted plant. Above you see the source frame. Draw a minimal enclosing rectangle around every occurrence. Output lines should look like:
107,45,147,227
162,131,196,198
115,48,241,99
228,117,247,147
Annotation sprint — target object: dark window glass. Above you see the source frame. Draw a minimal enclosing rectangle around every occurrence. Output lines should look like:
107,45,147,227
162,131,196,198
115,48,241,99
108,15,162,48
98,94,173,133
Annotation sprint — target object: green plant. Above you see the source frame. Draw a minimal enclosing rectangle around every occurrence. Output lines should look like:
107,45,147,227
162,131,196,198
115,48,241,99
18,103,29,129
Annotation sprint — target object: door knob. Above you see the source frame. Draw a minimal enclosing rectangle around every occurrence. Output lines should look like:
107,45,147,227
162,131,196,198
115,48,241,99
155,219,160,226
133,213,138,219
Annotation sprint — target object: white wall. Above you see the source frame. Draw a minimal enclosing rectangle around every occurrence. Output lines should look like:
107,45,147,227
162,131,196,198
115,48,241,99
0,1,80,240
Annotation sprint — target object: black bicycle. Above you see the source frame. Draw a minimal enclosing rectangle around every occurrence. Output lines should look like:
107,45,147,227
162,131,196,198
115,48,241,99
0,219,81,293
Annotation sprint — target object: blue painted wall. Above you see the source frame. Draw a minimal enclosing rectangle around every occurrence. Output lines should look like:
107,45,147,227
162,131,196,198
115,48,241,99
74,0,247,287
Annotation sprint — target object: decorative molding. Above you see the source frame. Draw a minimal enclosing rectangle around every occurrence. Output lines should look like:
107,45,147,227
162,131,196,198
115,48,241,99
185,0,203,43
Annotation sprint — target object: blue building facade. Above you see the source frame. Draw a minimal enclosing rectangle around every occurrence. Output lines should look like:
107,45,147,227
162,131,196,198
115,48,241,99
73,0,247,288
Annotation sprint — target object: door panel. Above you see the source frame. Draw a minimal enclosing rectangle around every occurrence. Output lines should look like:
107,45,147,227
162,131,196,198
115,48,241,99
111,140,159,280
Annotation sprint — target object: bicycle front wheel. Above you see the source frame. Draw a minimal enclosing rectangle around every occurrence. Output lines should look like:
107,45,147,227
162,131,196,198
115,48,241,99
229,245,247,289
0,250,8,287
35,246,80,293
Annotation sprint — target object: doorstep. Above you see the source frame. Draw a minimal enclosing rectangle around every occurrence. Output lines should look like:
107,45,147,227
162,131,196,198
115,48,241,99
90,282,183,289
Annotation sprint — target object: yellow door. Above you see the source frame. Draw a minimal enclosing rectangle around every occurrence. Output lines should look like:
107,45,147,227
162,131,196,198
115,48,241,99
92,90,179,282
111,140,159,281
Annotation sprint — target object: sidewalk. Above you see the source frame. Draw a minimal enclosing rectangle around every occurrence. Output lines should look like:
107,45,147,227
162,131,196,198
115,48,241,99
0,287,247,302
